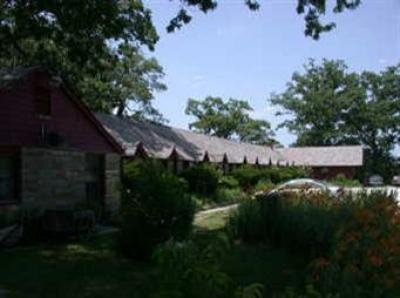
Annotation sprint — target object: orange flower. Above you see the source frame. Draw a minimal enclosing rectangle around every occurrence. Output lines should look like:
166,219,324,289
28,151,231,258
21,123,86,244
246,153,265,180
314,257,329,269
369,253,383,267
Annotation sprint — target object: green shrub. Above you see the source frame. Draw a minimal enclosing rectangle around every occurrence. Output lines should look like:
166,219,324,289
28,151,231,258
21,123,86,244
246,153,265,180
265,166,311,184
181,163,222,196
20,207,44,243
0,209,20,229
152,233,264,298
231,165,265,191
230,191,347,257
228,200,264,243
231,165,311,191
214,188,248,205
231,191,400,297
254,179,275,193
218,176,240,189
328,174,361,187
118,160,195,260
312,192,400,297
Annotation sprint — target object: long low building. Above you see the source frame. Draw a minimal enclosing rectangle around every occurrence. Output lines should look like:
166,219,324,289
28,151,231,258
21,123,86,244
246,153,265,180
97,113,364,179
278,146,364,179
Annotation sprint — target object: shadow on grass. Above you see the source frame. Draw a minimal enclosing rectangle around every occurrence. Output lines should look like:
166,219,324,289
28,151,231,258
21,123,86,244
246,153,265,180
1,218,309,298
193,208,308,297
222,242,308,297
0,234,155,298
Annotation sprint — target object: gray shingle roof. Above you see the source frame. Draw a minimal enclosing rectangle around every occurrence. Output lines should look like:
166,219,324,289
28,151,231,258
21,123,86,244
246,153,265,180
96,113,286,165
277,146,363,167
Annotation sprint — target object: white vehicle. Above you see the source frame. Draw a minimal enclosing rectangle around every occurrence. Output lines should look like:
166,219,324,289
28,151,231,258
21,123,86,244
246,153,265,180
391,175,400,186
268,178,343,198
368,175,384,186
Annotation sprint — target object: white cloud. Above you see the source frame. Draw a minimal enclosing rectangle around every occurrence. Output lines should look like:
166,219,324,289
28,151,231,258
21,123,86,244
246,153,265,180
190,74,205,88
378,58,387,65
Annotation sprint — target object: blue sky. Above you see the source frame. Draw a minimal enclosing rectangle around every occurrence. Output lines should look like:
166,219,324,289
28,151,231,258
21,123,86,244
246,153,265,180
144,0,400,146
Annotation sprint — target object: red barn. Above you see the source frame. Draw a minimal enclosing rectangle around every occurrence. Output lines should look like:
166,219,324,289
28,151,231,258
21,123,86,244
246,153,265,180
0,67,122,218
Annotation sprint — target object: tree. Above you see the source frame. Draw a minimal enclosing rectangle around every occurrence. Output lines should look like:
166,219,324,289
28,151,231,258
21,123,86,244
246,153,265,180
77,43,167,122
185,96,276,145
167,0,362,40
270,59,363,146
0,0,166,121
270,59,400,180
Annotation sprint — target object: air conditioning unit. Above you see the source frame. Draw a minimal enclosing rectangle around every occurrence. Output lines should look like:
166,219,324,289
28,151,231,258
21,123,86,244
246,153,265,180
47,131,63,146
39,124,63,147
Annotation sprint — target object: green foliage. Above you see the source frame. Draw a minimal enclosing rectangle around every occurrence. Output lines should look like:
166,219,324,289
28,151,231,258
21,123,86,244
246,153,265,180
228,200,265,243
0,209,20,229
280,284,338,298
181,163,221,196
254,179,275,193
0,1,167,121
219,176,240,189
185,97,276,145
231,165,265,191
312,193,400,297
265,166,311,184
214,188,248,205
231,191,400,297
230,191,345,257
327,174,361,187
152,233,265,298
152,233,232,298
271,59,400,180
231,165,310,191
20,207,44,243
167,0,361,40
118,160,195,260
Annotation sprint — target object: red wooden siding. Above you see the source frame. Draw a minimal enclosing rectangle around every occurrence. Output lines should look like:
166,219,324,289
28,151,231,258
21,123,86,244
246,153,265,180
0,71,117,153
311,166,356,180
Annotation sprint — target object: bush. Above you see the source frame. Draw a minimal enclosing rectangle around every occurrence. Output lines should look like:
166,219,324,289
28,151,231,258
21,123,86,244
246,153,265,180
118,160,195,260
230,191,342,255
181,163,222,196
152,233,264,298
230,190,400,297
328,174,361,187
214,188,248,205
265,166,311,184
0,209,20,229
312,193,400,297
231,165,265,191
228,200,265,243
218,176,240,189
231,165,311,191
20,207,44,243
254,179,275,193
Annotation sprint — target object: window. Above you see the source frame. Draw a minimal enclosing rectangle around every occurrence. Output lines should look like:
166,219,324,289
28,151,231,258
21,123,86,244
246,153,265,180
35,88,51,116
85,154,104,176
85,154,105,216
0,155,18,202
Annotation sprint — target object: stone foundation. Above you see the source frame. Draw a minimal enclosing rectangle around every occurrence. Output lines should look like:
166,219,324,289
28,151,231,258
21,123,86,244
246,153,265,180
20,148,120,213
104,153,121,215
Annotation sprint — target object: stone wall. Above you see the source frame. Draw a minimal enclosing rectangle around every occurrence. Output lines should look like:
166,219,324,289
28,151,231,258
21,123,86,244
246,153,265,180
21,148,121,213
21,148,85,208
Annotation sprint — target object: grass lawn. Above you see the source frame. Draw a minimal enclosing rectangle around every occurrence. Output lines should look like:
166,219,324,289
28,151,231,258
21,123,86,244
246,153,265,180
0,210,307,298
194,207,234,230
0,235,155,298
195,208,308,296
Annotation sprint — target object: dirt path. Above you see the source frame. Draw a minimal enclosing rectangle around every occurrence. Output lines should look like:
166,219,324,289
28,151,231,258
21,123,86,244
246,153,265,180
196,204,238,216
